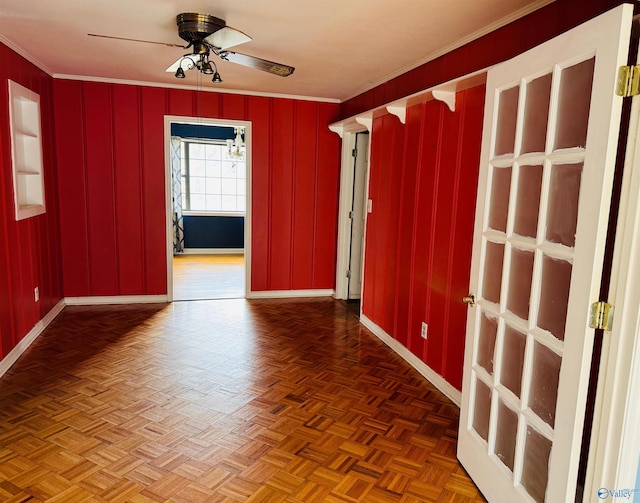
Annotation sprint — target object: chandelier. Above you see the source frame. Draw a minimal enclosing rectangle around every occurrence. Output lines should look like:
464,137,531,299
227,127,245,159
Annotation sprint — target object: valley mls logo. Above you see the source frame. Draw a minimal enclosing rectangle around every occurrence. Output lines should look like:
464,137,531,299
597,487,640,499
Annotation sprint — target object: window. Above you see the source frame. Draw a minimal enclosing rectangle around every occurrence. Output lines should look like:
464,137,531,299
180,139,246,214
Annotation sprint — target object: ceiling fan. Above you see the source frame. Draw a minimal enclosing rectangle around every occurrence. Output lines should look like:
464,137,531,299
88,13,295,83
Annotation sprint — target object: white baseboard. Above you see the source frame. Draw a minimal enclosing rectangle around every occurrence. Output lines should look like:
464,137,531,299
0,299,65,378
178,248,244,255
360,314,462,407
248,289,334,299
65,295,168,305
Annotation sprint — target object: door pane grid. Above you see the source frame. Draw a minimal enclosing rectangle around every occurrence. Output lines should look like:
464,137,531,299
476,61,590,496
521,73,553,155
543,64,562,156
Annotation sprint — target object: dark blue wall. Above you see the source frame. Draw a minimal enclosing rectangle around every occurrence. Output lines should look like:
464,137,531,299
171,123,236,140
183,215,244,249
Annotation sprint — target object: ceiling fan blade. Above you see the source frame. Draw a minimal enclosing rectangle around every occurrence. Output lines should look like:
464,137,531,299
219,51,295,77
166,56,184,73
88,33,185,48
204,26,252,51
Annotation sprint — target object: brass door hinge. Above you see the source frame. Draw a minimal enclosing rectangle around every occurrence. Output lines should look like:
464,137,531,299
589,301,614,331
616,65,640,97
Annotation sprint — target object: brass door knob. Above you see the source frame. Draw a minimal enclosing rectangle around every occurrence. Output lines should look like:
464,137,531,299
463,295,476,307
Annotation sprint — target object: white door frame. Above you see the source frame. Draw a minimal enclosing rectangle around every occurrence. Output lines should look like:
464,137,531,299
333,123,371,301
164,115,252,301
347,132,369,300
329,113,373,300
583,89,640,500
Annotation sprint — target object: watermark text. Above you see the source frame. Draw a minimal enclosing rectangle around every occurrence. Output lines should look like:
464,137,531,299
597,487,640,500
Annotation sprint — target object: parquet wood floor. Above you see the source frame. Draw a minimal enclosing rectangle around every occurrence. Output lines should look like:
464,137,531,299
173,254,244,301
0,298,486,502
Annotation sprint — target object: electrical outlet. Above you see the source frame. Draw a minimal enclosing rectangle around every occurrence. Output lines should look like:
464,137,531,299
34,287,39,302
421,322,428,339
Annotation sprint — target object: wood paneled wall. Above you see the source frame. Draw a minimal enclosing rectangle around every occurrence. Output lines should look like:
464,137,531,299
0,45,64,361
52,82,341,296
362,86,485,390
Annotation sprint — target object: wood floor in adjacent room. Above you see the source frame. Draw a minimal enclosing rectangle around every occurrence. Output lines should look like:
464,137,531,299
0,298,485,502
173,254,245,301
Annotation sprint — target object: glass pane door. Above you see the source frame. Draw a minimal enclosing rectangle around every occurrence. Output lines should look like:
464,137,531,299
458,5,633,502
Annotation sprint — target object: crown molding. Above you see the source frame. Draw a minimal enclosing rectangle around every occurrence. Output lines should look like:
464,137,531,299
52,73,340,103
0,34,54,76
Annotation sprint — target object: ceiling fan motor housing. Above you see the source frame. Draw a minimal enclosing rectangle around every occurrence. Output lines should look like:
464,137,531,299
176,13,225,43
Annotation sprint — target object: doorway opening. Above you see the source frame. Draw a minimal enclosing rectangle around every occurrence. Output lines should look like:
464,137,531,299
335,129,370,315
164,116,252,302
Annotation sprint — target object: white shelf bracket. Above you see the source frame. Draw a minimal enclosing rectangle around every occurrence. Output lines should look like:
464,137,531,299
432,88,456,112
355,113,373,132
386,102,407,124
328,124,344,138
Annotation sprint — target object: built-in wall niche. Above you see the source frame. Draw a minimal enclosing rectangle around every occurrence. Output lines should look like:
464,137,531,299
8,80,46,220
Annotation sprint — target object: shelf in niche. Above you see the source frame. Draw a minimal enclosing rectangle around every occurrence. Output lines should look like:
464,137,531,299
9,80,46,220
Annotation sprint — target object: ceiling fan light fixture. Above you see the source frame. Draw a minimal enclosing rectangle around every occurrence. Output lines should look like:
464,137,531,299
201,60,214,75
160,12,295,85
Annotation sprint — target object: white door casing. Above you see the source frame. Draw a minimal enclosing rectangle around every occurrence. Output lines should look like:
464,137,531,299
583,42,640,497
164,116,252,301
458,5,633,503
334,125,370,301
348,132,369,299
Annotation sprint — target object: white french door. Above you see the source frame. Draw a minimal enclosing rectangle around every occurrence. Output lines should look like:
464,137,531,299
458,5,633,503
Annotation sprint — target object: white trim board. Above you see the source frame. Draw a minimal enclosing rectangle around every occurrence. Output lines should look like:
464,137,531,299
360,314,462,407
0,299,65,378
64,295,168,305
247,289,334,300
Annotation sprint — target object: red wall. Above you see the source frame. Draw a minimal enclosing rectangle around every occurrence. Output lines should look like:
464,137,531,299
52,82,341,296
0,44,64,360
362,86,485,390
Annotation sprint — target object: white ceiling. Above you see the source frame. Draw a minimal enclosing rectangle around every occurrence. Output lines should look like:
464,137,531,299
0,0,554,102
